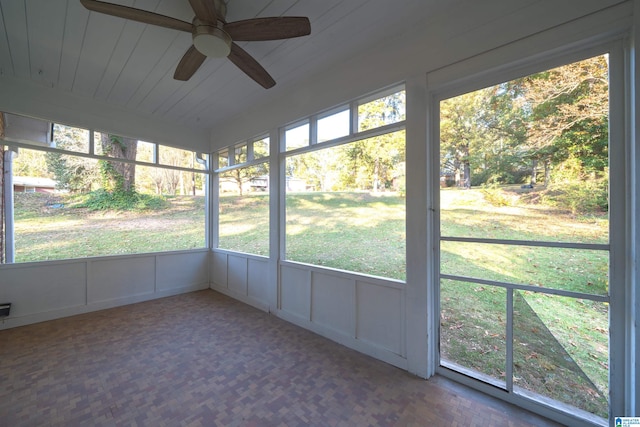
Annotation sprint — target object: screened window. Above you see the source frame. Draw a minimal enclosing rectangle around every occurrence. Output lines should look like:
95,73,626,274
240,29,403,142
134,141,156,163
437,53,611,421
253,137,269,159
216,136,270,256
159,145,197,169
284,129,406,280
358,89,406,131
218,149,230,168
3,117,207,263
284,122,309,151
317,109,350,142
53,124,90,153
234,144,248,164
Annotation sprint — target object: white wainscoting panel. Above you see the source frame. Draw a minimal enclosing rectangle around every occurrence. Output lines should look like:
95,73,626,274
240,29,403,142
356,280,404,356
211,251,228,288
0,250,209,330
0,261,86,317
280,264,311,321
277,262,408,369
227,255,248,295
247,258,269,302
156,251,208,291
311,272,355,336
89,256,155,303
209,250,270,312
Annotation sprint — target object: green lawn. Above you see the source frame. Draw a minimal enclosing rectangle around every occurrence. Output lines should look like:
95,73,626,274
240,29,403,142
440,187,609,417
14,193,206,262
13,187,609,417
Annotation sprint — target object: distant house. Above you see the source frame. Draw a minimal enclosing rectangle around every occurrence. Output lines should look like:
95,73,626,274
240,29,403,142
248,176,307,192
13,176,57,194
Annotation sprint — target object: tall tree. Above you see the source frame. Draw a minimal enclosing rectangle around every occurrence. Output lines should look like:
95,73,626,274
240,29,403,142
46,124,97,192
342,131,405,191
350,91,406,191
440,89,494,187
521,55,609,184
439,55,608,188
221,163,268,196
100,133,137,192
358,91,406,131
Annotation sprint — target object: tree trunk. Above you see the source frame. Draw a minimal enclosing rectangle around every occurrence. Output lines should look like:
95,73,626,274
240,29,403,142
373,157,380,192
531,158,538,185
463,161,471,188
544,159,551,187
234,169,243,196
100,134,137,192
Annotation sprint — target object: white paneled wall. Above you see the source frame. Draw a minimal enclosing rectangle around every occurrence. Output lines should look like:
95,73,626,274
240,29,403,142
356,280,404,356
212,252,408,370
0,262,87,319
89,256,156,302
247,258,269,302
0,250,209,330
311,272,354,334
279,264,311,320
279,264,407,369
210,250,270,312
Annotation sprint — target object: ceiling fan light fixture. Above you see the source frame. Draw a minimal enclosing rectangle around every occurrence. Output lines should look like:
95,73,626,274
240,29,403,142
193,22,231,58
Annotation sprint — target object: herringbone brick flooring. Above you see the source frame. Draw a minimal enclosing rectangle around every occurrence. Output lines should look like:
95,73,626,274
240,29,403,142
0,290,561,426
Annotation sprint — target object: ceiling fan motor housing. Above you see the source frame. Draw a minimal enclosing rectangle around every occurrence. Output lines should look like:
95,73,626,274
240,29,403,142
192,19,231,57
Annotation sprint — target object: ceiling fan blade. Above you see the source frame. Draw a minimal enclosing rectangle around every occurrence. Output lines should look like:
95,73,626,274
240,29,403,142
80,0,192,32
228,43,275,89
174,46,207,81
188,0,218,23
225,17,311,41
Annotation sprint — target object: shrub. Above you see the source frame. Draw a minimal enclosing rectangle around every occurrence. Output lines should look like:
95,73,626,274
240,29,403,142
480,183,513,207
541,159,608,215
78,189,167,211
541,178,608,215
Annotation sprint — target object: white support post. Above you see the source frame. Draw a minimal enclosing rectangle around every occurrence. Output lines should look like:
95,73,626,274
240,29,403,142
628,0,640,416
268,128,280,312
3,149,15,263
405,74,430,378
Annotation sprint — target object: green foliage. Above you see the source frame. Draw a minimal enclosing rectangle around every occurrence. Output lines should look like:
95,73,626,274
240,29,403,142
98,159,124,192
287,130,405,193
539,157,608,214
553,119,608,173
78,189,167,211
43,124,96,192
12,147,52,178
480,183,513,207
440,54,609,203
542,179,608,215
98,133,138,192
358,90,405,131
46,152,95,192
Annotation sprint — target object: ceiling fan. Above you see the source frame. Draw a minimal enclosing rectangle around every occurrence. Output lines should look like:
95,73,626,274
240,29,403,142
79,0,311,88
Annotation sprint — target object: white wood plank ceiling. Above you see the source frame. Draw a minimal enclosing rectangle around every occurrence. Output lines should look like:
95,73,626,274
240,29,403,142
0,0,448,132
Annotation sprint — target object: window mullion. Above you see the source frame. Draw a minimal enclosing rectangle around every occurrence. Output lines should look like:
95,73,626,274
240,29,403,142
506,288,514,392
